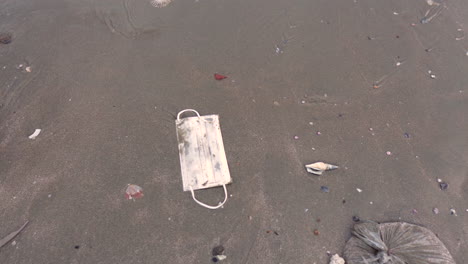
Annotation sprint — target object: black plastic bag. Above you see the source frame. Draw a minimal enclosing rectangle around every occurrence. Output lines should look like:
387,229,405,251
344,221,455,264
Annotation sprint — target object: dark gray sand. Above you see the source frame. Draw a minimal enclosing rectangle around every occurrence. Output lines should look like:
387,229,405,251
1,0,467,263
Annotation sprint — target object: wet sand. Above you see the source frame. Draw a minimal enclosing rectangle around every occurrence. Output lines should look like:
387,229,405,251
1,0,467,263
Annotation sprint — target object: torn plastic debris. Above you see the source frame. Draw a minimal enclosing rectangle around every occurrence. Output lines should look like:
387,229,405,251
175,109,232,209
305,162,338,175
28,129,41,139
125,184,143,200
344,221,455,264
150,0,172,8
0,221,29,248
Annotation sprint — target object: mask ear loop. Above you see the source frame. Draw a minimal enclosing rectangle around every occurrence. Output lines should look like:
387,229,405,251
177,109,201,121
189,185,228,210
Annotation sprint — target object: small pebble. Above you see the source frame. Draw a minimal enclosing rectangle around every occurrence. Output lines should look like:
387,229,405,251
369,128,373,131
212,245,225,256
74,245,80,249
11,241,16,246
369,201,373,205
352,216,360,222
404,132,410,138
433,208,439,214
48,194,52,198
313,229,320,236
309,122,314,126
0,33,12,44
439,182,448,190
356,188,362,193
320,186,329,193
301,100,306,104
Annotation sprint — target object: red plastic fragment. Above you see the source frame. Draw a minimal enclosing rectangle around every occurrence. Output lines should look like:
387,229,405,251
214,73,227,80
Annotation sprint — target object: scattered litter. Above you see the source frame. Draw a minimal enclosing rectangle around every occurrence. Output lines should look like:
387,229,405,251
28,129,41,139
320,186,330,193
393,12,399,15
316,131,321,135
450,208,457,216
301,100,306,104
437,178,442,183
274,231,279,235
395,61,402,66
150,0,172,8
352,216,360,222
367,36,375,40
305,162,339,175
369,128,373,131
411,209,419,214
294,136,299,140
369,201,373,205
0,33,12,44
11,241,16,246
47,194,52,198
428,70,437,79
433,207,439,214
386,151,392,156
356,188,362,193
305,208,309,212
273,101,280,106
0,221,29,248
309,122,314,126
313,229,320,236
214,74,228,80
439,182,448,190
25,66,31,73
329,254,345,264
404,132,410,138
212,245,225,256
344,221,455,263
125,184,144,200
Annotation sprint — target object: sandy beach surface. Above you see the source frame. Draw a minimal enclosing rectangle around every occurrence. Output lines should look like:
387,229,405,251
1,0,467,263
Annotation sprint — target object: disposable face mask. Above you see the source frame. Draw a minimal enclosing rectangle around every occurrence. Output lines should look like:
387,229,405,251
175,109,232,209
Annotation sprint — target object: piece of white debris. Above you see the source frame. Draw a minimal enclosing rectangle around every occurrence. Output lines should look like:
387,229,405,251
370,201,374,205
216,255,227,261
11,241,17,246
329,254,345,264
356,188,362,193
305,162,339,175
28,129,41,139
437,178,442,183
150,0,172,8
450,208,457,216
393,12,399,15
25,66,31,73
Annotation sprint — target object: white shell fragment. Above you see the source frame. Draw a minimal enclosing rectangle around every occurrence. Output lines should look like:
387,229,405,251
28,129,41,139
305,162,339,175
329,254,345,264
